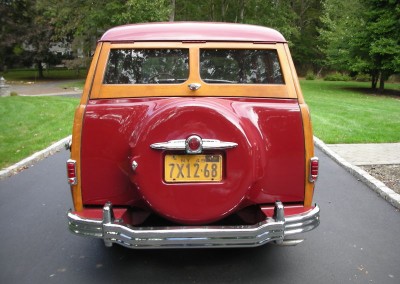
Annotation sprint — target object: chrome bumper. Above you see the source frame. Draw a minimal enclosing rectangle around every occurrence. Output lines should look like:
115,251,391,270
67,202,320,249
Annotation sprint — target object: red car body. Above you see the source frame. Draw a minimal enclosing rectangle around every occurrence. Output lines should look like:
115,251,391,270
67,22,320,248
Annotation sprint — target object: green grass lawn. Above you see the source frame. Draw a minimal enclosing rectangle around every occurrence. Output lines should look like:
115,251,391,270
0,80,399,169
301,80,400,144
0,96,79,169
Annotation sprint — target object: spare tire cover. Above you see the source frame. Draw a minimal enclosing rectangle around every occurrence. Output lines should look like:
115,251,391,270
130,98,258,224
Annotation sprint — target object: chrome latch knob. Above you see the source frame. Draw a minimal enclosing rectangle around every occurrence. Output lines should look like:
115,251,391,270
188,83,201,91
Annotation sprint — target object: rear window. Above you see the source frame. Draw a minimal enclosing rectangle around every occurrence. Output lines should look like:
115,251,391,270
104,49,189,84
200,49,284,84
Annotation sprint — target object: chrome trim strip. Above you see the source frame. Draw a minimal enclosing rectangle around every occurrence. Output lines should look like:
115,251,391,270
150,139,238,151
67,202,320,249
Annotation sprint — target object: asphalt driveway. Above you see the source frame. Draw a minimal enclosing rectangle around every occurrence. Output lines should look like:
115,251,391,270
0,148,399,283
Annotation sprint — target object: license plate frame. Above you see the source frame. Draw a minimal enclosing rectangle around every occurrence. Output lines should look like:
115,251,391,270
164,154,223,183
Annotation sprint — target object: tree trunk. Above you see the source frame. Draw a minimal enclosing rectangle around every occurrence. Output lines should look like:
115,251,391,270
317,67,323,78
371,72,378,90
379,73,385,92
37,61,44,79
239,0,245,23
210,0,215,21
169,0,175,22
221,0,229,21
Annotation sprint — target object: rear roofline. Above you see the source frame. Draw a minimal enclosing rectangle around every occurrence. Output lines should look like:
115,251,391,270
100,22,287,43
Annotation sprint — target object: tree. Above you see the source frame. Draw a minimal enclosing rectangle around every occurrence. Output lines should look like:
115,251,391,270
174,0,247,22
361,0,400,90
42,0,170,63
1,0,61,77
0,0,33,71
290,0,324,74
27,0,58,78
319,0,400,91
172,0,324,74
116,0,170,24
44,0,128,61
318,0,363,71
248,0,299,40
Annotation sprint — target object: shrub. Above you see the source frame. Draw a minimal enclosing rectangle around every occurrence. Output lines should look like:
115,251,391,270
387,74,400,83
324,72,351,81
10,91,18,96
355,73,371,82
305,71,316,80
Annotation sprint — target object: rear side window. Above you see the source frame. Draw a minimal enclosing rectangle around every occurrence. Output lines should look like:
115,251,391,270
104,49,189,84
200,49,284,84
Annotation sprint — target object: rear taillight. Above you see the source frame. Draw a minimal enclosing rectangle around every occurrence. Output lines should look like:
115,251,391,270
66,159,77,185
309,157,319,182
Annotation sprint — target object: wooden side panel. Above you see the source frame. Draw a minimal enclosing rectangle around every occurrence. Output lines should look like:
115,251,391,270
283,44,316,206
300,103,316,206
69,43,103,211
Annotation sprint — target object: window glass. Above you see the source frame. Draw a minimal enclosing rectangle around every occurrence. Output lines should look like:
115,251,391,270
200,49,284,84
104,49,189,84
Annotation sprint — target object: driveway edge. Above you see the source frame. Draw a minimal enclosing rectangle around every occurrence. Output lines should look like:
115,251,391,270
0,135,71,180
314,136,400,210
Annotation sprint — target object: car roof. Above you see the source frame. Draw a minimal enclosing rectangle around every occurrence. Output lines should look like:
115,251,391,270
100,22,287,43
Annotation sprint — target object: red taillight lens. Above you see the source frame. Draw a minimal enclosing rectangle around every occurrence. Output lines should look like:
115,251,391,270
66,159,77,185
309,157,319,182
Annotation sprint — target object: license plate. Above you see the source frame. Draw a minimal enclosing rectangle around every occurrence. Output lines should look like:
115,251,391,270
164,154,222,182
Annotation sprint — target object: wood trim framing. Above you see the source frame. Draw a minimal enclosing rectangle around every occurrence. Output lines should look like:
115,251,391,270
70,43,103,211
89,42,297,99
300,103,316,206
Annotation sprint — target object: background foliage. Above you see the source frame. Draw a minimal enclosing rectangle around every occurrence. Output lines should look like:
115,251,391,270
0,0,399,90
